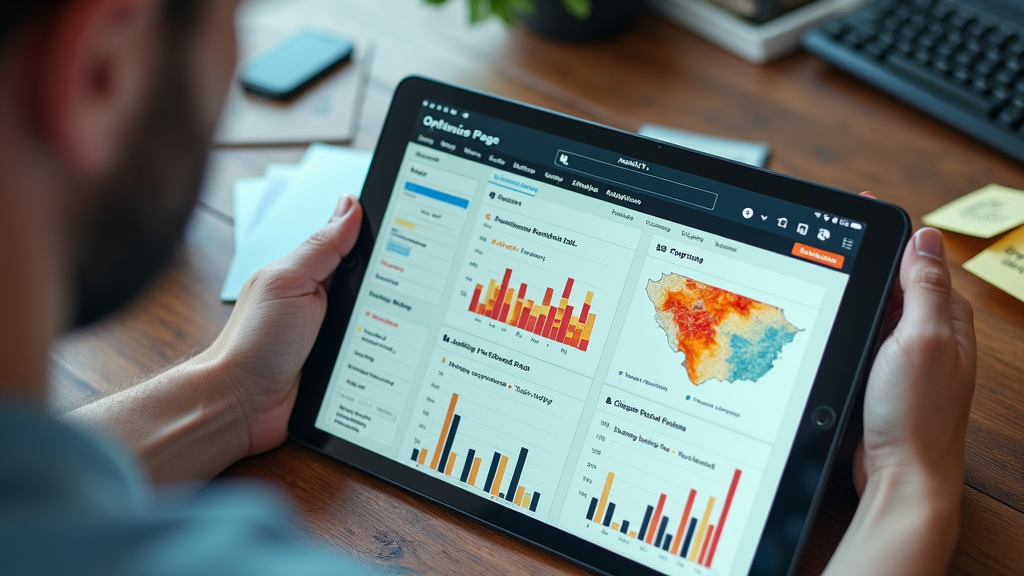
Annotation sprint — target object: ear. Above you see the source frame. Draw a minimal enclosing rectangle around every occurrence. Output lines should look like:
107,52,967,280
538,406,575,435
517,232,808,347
39,0,161,178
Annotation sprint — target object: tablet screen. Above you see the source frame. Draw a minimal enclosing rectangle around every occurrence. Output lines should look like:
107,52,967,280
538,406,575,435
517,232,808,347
313,100,866,575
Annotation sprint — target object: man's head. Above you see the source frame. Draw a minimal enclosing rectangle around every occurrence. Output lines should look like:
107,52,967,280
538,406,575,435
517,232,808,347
0,0,241,393
0,0,240,328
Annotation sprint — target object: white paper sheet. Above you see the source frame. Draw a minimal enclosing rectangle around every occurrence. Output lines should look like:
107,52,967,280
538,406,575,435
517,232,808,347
220,144,372,301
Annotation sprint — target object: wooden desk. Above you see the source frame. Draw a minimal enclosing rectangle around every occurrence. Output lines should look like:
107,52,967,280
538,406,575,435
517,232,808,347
51,1,1024,574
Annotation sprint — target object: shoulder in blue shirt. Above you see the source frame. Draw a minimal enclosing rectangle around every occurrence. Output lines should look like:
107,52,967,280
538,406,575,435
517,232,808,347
0,404,368,575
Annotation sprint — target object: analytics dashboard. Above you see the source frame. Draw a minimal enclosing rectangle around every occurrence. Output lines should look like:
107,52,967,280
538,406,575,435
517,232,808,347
315,101,864,575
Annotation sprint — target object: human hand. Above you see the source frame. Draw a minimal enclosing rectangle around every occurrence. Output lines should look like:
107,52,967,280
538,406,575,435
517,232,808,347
206,195,363,457
854,227,976,498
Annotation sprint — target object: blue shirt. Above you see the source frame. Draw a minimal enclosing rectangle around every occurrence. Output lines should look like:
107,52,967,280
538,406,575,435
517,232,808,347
0,405,368,575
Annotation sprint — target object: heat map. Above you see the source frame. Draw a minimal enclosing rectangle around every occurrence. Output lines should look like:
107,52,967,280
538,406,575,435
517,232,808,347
646,273,799,386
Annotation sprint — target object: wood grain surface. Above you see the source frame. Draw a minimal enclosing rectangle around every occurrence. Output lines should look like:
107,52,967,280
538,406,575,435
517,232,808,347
50,0,1024,574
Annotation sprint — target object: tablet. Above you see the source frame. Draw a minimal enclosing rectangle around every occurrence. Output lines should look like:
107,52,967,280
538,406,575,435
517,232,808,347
289,77,910,576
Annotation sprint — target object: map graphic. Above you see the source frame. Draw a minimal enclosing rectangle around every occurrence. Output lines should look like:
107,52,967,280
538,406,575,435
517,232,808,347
646,273,800,386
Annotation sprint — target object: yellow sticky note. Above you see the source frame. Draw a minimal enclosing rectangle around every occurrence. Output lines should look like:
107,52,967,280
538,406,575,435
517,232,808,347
964,226,1024,302
921,184,1024,238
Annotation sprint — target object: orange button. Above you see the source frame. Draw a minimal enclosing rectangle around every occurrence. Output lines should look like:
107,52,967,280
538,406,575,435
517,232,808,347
791,243,845,269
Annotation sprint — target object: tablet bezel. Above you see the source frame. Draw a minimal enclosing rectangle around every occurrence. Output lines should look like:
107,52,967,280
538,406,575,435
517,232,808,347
289,76,910,576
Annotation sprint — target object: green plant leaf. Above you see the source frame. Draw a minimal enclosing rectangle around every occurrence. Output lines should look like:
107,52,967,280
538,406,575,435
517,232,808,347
561,0,592,19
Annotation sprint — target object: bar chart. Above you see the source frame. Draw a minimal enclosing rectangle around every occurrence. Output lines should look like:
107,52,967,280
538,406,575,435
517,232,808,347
402,348,587,517
409,393,542,513
443,198,639,377
582,469,742,568
467,268,597,352
557,386,766,575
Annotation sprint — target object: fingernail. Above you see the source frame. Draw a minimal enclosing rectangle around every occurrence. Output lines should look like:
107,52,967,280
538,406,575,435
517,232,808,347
915,227,944,260
333,195,354,218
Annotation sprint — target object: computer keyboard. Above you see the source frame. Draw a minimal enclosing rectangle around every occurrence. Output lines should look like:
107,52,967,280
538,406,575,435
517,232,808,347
802,0,1024,162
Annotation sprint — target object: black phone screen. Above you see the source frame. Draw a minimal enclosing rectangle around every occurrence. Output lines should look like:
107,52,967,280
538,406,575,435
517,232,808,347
240,31,353,100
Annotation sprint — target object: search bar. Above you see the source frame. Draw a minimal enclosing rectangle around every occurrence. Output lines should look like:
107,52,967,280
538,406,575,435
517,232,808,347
554,150,718,210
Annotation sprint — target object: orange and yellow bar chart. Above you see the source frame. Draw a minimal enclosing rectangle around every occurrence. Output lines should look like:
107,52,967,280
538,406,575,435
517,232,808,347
410,393,542,513
584,469,742,569
468,268,596,351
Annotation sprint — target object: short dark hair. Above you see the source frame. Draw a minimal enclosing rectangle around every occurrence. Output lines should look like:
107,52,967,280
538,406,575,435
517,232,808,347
1,1,205,48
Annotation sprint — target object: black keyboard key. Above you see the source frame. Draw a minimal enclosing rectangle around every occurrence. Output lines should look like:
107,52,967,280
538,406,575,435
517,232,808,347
993,86,1012,105
887,53,997,116
936,41,958,57
997,108,1024,130
954,51,977,66
974,59,996,76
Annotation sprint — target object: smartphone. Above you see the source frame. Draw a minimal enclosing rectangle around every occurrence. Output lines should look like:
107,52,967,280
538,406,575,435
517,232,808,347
239,30,354,101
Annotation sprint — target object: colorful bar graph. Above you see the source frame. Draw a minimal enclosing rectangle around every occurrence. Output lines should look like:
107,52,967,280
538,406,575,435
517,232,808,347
423,392,544,514
468,268,596,351
580,468,742,569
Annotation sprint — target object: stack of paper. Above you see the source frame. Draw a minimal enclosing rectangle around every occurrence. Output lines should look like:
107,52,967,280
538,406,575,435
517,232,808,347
221,144,373,301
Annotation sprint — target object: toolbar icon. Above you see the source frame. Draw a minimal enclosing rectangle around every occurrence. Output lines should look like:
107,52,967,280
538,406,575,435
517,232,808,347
797,223,809,235
777,217,788,229
742,207,754,219
818,228,830,241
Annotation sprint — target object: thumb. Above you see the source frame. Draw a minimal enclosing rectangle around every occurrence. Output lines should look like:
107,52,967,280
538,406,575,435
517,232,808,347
279,195,363,284
897,227,953,334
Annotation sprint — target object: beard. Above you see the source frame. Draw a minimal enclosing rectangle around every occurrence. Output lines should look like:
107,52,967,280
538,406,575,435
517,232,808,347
71,38,213,328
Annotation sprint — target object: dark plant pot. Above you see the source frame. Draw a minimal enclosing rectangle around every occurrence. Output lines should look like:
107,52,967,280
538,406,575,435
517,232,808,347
521,0,643,42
